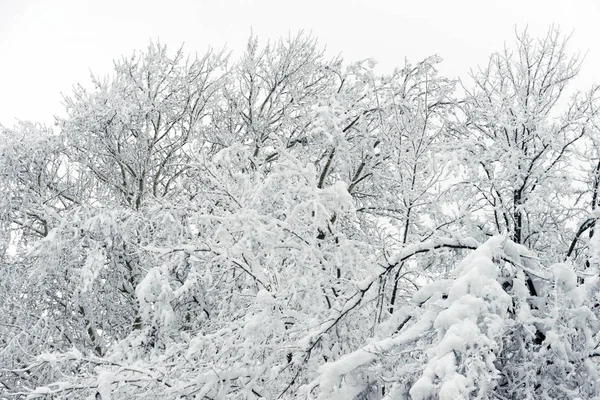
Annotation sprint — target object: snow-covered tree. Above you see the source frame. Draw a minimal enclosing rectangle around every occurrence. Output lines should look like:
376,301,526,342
2,28,600,400
60,42,226,209
456,27,600,259
311,236,600,399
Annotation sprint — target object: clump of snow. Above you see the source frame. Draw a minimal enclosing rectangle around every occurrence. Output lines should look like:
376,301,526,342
255,288,275,304
551,263,577,291
409,375,435,400
412,279,452,305
570,275,600,307
332,181,353,210
96,370,116,400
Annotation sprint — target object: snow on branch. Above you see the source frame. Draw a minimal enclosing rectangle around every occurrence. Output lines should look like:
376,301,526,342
309,236,540,399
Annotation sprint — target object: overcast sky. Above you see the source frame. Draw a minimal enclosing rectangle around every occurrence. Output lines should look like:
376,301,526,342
1,0,599,126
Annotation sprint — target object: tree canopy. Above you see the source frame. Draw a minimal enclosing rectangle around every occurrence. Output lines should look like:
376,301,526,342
2,27,600,399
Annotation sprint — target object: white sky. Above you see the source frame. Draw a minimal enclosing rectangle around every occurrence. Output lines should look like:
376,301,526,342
1,0,599,126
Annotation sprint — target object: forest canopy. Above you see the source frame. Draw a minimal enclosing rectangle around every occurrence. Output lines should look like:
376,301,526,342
2,27,600,399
